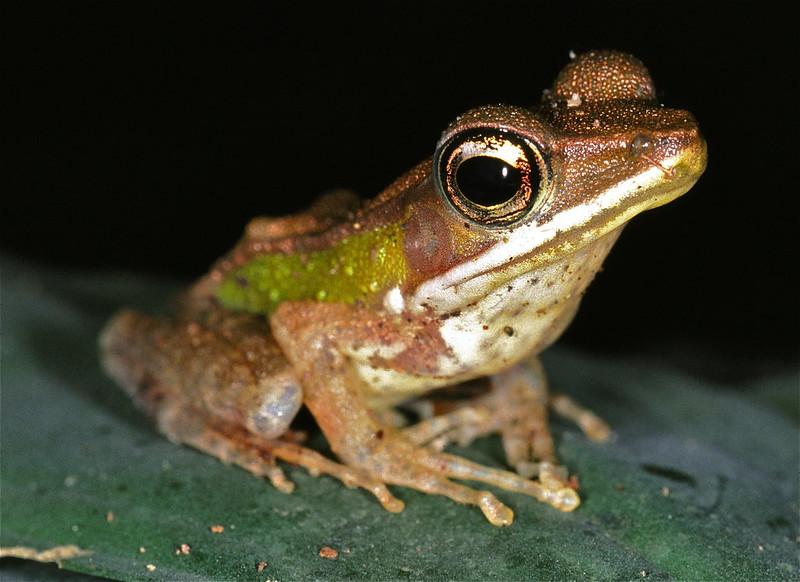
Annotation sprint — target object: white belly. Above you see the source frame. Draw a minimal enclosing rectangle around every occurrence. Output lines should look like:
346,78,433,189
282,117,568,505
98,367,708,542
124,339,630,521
353,230,622,405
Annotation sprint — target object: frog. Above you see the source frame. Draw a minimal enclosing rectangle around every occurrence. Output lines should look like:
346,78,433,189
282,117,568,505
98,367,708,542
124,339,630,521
100,50,706,526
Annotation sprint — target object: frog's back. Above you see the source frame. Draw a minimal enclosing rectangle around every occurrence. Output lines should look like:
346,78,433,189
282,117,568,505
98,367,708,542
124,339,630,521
193,162,433,316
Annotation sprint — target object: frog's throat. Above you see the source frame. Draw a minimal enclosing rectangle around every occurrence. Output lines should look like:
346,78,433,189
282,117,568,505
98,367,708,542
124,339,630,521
410,152,702,313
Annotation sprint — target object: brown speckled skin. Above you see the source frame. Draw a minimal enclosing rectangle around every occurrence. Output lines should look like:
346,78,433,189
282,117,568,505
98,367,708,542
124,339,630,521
195,51,704,300
101,51,706,525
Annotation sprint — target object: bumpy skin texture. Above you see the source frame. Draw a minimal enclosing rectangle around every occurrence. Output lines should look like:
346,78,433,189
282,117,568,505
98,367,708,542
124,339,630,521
100,51,706,525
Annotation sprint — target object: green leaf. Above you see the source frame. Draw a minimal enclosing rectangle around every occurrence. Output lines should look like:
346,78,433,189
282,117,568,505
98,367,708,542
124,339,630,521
2,257,798,580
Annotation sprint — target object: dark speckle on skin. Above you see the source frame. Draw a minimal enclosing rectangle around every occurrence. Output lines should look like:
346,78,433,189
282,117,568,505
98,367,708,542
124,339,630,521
236,276,249,288
504,326,514,337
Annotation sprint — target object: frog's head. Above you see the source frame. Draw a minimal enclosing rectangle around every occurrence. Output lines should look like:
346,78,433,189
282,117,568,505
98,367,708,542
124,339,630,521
407,50,706,312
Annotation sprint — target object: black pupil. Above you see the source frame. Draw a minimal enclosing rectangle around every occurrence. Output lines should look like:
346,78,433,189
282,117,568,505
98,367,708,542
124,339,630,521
455,156,522,207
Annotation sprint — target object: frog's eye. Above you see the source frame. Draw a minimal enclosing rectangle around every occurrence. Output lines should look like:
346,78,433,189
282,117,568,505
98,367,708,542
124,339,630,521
436,129,546,226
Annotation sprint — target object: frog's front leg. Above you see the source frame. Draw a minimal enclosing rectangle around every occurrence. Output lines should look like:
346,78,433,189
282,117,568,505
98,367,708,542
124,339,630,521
404,358,611,479
270,302,579,525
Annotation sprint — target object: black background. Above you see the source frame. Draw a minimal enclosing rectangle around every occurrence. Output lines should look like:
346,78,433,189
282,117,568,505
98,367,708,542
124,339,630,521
6,3,797,368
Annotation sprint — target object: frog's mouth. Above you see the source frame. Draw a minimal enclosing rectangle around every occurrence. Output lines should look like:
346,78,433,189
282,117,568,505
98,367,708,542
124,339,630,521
411,144,706,313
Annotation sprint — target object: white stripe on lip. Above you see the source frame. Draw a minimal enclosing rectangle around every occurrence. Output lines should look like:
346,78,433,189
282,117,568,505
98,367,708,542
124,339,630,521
410,156,683,314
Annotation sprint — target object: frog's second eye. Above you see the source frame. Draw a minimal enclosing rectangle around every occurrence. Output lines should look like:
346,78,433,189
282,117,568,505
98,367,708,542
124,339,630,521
436,130,546,226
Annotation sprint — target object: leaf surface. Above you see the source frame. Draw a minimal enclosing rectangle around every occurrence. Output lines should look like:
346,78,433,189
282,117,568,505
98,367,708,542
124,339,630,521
2,258,797,580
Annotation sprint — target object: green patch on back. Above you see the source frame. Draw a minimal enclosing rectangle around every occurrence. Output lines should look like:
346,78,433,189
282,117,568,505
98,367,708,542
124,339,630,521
216,224,407,314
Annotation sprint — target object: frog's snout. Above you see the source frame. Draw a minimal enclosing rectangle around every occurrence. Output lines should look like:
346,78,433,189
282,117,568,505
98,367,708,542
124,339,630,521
664,121,707,183
630,112,707,184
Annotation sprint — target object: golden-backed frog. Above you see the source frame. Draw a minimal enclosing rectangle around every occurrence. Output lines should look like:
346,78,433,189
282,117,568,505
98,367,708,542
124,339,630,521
101,50,706,525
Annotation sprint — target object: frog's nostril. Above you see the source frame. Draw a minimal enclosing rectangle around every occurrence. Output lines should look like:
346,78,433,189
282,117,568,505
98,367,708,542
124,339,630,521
630,133,654,157
628,132,679,177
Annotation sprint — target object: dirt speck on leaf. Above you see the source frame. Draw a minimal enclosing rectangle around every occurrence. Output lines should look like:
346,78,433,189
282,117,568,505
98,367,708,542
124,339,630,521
319,546,338,559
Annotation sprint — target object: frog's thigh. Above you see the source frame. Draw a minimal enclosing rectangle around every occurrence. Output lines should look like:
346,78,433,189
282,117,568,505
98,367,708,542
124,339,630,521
101,308,303,441
103,309,405,502
178,310,306,440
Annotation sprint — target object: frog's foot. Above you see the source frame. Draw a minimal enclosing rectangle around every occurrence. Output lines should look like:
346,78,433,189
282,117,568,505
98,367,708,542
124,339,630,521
180,418,547,526
166,420,406,513
163,416,578,524
338,431,580,525
404,362,610,479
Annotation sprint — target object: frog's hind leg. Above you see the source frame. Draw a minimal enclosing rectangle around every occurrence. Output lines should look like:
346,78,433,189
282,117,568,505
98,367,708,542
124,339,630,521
404,357,610,479
100,307,403,511
169,420,406,512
